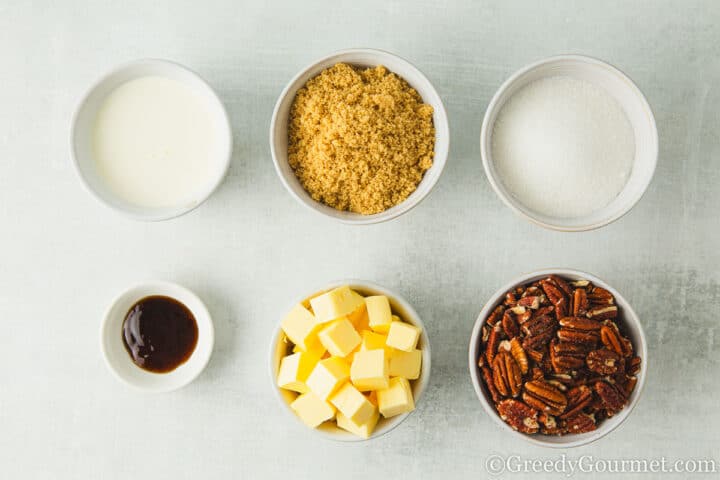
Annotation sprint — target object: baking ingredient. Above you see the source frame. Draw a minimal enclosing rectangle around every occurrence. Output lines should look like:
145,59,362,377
277,351,319,393
290,392,336,428
306,357,350,400
121,295,198,373
317,317,361,357
491,76,634,218
365,295,392,333
477,275,641,436
288,63,435,215
93,76,224,209
278,286,424,438
377,377,415,418
386,321,421,352
310,286,365,323
350,349,390,392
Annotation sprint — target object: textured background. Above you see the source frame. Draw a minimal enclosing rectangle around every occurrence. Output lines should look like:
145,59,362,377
1,1,718,478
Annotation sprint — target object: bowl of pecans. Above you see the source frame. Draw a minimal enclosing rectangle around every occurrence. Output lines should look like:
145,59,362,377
468,269,647,448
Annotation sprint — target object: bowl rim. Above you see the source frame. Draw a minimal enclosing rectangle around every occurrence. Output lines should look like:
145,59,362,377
480,54,658,232
269,47,450,225
100,279,215,393
467,268,648,448
268,278,432,441
71,57,233,222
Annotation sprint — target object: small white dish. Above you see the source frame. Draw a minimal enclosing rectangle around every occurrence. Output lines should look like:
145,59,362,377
269,279,432,441
468,268,647,448
481,55,658,231
72,59,233,221
101,280,214,392
270,48,450,225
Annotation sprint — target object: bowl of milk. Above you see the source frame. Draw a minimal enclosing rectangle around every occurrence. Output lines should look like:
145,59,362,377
72,59,232,221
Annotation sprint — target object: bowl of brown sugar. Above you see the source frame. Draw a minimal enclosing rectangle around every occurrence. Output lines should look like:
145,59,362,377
270,49,449,224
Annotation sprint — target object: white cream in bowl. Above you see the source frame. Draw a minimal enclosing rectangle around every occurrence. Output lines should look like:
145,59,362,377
72,59,232,221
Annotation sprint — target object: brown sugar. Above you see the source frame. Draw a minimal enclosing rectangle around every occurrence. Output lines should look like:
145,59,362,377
288,63,435,215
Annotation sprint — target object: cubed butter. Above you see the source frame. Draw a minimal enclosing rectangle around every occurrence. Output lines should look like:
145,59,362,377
336,409,380,439
310,286,365,323
388,349,422,380
386,321,421,352
348,305,370,331
281,303,325,352
318,317,361,357
330,382,376,424
377,377,415,418
290,392,336,428
306,357,350,400
277,351,319,393
350,349,389,391
293,341,326,359
360,330,390,354
366,296,392,333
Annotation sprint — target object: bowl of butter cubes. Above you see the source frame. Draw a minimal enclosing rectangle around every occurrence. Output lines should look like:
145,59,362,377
270,280,432,440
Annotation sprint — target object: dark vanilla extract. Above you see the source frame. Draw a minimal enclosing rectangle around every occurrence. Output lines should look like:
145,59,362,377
122,295,198,373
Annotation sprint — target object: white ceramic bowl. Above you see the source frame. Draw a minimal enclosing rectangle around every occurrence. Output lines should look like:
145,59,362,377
269,280,432,441
101,280,214,392
481,55,658,231
270,49,450,225
468,268,647,448
72,59,233,221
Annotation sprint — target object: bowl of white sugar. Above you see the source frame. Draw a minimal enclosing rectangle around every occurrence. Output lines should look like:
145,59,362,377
72,59,233,221
481,55,657,231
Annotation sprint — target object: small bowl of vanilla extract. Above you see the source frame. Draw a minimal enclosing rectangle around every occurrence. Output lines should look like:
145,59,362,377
101,281,214,392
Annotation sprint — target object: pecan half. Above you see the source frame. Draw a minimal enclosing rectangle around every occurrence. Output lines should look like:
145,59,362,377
560,385,594,419
502,310,520,339
559,316,602,331
587,305,618,320
485,323,503,365
540,280,567,319
497,399,539,434
572,288,588,316
487,305,505,326
523,379,568,416
493,352,522,398
595,381,625,415
509,337,529,375
586,349,622,375
565,413,597,433
600,321,631,357
481,365,501,403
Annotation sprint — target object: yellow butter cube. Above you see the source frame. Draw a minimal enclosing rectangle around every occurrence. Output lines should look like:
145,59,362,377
388,349,422,380
292,341,326,359
330,382,376,425
350,349,389,391
378,377,415,418
290,392,336,428
310,286,366,323
348,305,370,331
360,330,391,354
318,317,361,357
277,351,320,393
366,296,392,333
281,304,325,352
336,408,380,439
306,357,350,400
386,321,421,352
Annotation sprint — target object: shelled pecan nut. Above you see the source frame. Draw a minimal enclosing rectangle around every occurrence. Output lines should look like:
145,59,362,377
497,399,539,434
523,379,568,416
586,348,622,375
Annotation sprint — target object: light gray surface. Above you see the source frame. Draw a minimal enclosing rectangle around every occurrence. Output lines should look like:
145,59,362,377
0,1,718,478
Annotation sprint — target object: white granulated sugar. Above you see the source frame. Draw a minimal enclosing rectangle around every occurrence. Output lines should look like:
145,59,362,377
491,76,635,218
